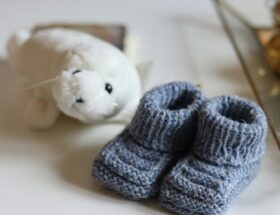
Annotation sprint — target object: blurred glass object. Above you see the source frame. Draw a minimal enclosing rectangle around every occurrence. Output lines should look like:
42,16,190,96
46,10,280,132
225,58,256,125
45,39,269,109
214,0,280,146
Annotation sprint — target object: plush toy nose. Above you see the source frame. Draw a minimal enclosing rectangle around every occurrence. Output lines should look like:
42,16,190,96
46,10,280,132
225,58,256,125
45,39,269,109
72,69,82,75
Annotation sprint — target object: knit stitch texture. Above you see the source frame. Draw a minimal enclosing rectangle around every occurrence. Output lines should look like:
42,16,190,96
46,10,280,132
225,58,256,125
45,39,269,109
92,82,204,200
159,95,268,215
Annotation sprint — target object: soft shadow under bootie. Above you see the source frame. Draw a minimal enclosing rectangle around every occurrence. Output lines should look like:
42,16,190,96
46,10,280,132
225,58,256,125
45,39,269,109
92,82,204,200
159,95,268,215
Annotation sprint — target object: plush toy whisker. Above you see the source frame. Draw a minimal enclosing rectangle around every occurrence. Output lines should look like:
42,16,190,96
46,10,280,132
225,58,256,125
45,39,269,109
112,102,135,114
28,77,60,90
112,102,119,107
123,106,136,114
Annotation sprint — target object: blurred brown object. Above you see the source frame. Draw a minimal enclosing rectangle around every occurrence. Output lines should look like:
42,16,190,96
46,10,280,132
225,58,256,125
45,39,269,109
33,23,126,51
256,28,280,74
265,33,280,74
257,28,278,46
273,1,280,27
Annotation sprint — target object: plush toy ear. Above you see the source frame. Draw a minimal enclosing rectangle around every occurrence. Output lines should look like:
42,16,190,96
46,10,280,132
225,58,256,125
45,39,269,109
62,44,93,70
136,61,153,94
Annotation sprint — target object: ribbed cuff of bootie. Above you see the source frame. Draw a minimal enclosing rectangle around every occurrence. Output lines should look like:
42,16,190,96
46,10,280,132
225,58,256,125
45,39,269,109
129,81,204,153
194,95,268,166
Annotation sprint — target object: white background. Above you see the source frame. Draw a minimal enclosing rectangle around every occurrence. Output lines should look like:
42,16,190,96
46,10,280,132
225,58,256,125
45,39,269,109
0,0,280,214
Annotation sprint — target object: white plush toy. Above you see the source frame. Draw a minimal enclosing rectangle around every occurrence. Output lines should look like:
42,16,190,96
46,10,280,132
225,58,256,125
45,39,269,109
7,28,141,129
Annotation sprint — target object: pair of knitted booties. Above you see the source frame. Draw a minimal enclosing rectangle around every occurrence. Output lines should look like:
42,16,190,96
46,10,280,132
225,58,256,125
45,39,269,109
92,82,268,215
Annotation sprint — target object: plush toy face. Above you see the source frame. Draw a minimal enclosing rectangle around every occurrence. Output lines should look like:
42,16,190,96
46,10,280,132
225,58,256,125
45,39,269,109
52,69,118,123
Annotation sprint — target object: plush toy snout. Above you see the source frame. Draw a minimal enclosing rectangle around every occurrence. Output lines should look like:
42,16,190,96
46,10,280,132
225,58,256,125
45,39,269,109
52,69,118,123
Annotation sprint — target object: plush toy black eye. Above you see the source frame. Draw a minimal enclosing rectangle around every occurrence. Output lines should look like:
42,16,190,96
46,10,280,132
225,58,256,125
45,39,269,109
76,98,85,103
105,83,113,94
72,69,82,75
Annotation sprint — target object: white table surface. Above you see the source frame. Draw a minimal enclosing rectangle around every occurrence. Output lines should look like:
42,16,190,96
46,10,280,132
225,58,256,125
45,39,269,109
0,0,280,214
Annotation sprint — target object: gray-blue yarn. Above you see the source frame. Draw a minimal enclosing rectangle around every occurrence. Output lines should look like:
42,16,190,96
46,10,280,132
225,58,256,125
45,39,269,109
92,82,204,200
159,95,268,215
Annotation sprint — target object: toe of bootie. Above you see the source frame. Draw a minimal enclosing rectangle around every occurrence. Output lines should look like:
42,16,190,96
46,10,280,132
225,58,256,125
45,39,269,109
159,157,260,215
93,130,174,200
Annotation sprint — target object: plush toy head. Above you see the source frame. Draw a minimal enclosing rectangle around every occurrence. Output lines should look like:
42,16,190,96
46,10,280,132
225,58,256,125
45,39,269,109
52,68,118,123
50,39,142,125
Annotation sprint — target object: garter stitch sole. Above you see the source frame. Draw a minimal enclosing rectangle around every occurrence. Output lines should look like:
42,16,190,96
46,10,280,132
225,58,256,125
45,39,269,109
93,82,204,200
159,95,268,215
93,133,172,199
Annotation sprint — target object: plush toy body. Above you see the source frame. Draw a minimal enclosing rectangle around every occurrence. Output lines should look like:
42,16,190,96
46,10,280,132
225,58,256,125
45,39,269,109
7,28,141,129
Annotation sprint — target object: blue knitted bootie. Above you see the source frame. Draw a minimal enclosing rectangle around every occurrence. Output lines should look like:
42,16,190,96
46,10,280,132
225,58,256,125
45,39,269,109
159,95,268,215
92,82,204,200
